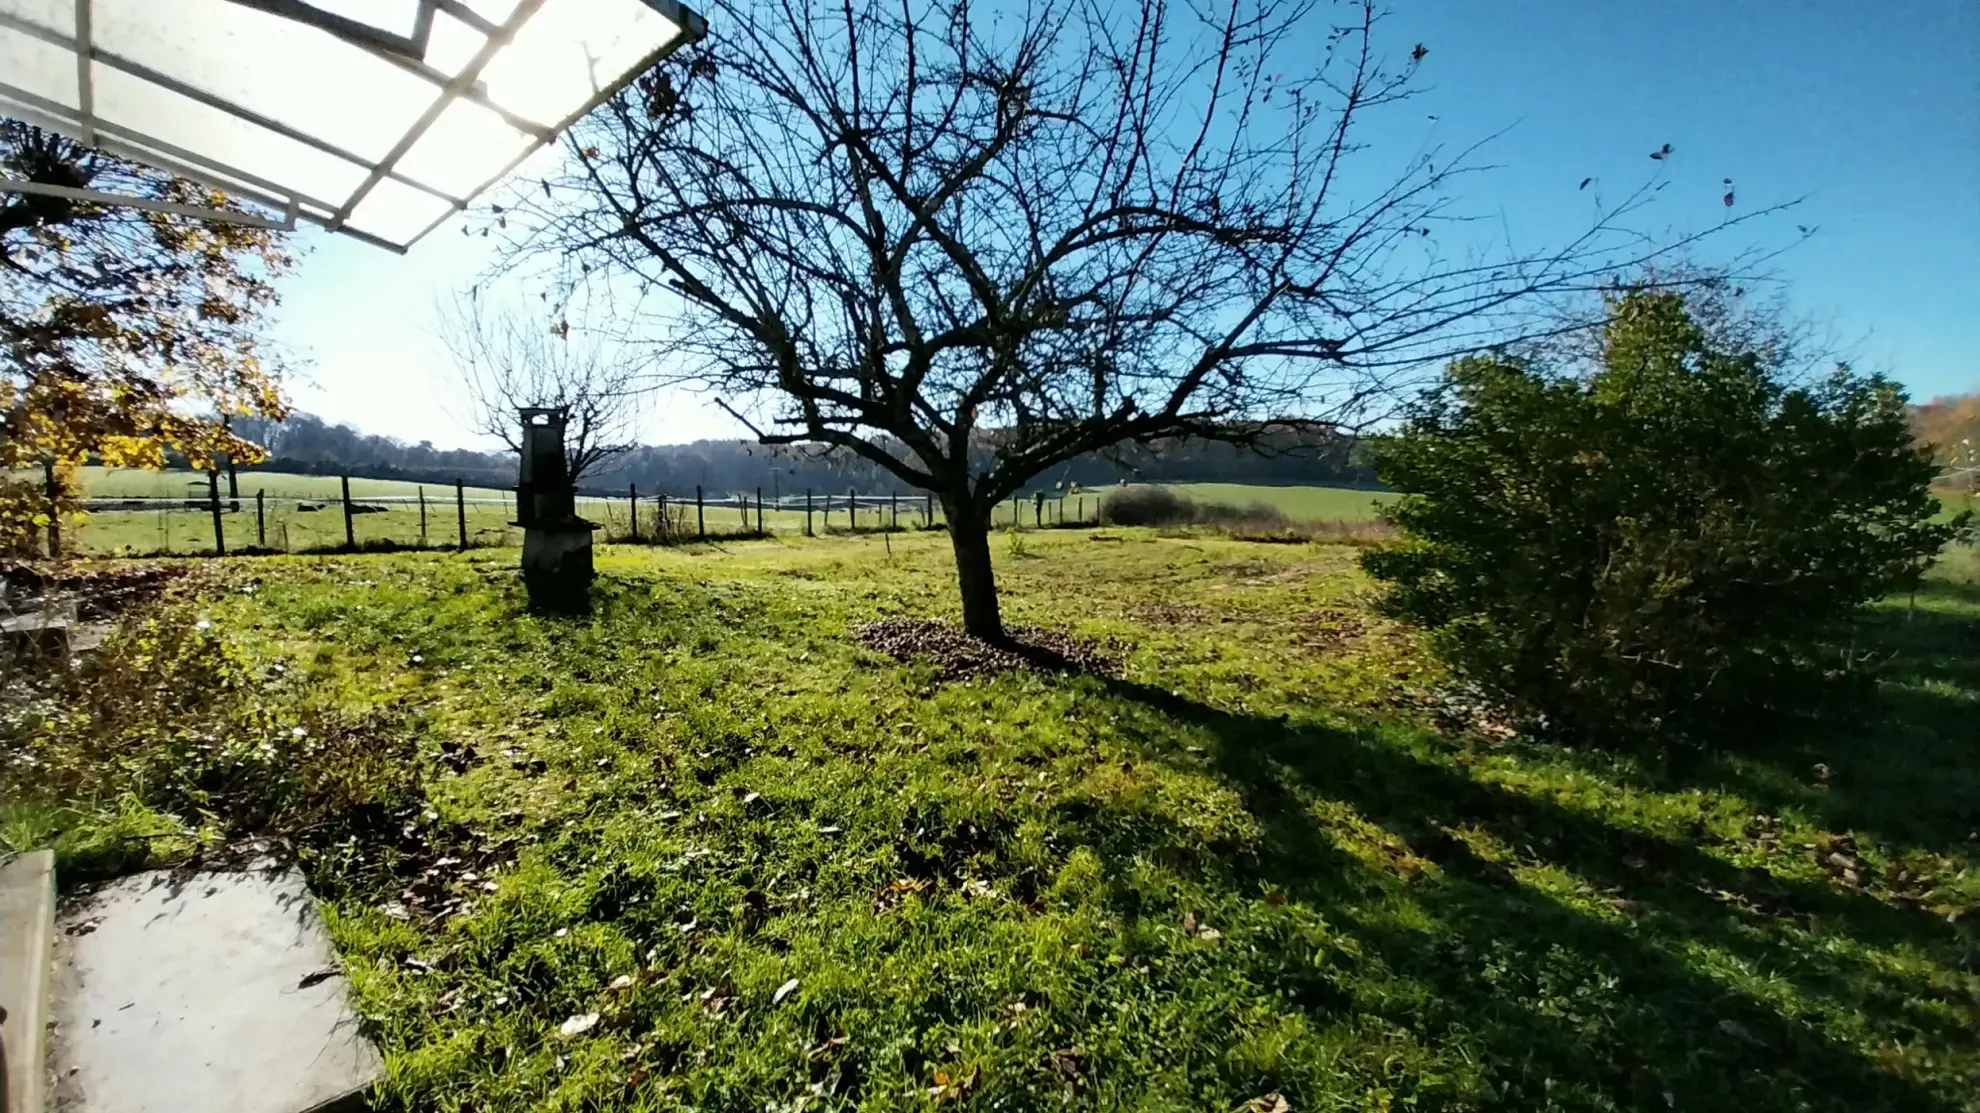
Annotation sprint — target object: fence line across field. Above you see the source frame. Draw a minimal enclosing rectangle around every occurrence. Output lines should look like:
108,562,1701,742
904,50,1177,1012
71,477,1104,556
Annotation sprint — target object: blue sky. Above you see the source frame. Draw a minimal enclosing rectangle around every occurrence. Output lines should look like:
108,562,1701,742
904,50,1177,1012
274,0,1980,450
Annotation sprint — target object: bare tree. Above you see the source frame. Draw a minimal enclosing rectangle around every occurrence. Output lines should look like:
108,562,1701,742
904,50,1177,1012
437,293,640,484
499,0,1790,640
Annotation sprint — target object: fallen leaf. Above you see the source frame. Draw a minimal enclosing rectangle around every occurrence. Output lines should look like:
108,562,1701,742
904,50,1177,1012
1264,890,1286,907
608,974,634,991
773,978,801,1005
559,1012,601,1037
1247,1094,1293,1113
1048,1047,1088,1089
297,966,339,989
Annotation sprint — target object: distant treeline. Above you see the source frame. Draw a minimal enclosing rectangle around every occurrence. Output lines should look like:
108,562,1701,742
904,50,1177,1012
203,412,1386,496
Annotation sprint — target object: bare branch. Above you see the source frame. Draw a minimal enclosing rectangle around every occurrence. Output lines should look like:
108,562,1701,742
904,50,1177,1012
435,291,642,482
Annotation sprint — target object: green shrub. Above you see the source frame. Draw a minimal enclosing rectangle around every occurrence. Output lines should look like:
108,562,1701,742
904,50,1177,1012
1099,485,1291,530
1,599,421,858
1362,289,1967,744
1098,484,1194,525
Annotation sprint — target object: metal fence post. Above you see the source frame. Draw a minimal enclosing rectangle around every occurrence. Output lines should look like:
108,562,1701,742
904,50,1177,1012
630,483,639,542
848,487,857,531
417,485,427,545
456,479,467,550
256,488,266,548
696,485,705,538
891,490,898,530
805,489,814,536
756,487,764,534
925,493,933,528
340,475,355,549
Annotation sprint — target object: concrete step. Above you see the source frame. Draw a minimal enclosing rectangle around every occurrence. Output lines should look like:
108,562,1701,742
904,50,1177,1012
47,864,382,1113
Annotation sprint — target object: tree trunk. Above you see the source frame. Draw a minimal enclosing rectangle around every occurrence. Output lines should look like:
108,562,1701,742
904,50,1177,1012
945,495,1004,642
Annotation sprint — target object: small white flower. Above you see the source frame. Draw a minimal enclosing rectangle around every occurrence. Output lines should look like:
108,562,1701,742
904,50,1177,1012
195,619,212,632
291,726,308,739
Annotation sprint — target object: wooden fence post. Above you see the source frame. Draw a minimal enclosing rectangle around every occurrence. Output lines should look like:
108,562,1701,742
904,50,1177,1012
696,485,705,538
657,493,668,540
1034,491,1044,528
925,493,933,528
848,487,857,531
208,469,227,556
1010,493,1020,530
340,475,355,549
805,489,814,536
755,487,764,534
42,460,61,558
417,485,427,545
455,479,467,550
256,489,266,548
890,491,898,530
630,483,639,542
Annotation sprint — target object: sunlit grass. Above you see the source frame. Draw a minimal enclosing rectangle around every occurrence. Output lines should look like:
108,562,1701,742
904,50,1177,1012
8,530,1977,1111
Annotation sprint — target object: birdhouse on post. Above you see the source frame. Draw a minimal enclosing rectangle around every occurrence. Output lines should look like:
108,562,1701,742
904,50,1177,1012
514,407,597,611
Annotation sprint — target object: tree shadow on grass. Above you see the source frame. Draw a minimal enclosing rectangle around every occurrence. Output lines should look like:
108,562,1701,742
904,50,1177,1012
1081,680,1976,1112
1517,579,1980,855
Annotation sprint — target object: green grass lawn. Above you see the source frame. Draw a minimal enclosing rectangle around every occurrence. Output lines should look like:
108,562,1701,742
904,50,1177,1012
7,530,1976,1111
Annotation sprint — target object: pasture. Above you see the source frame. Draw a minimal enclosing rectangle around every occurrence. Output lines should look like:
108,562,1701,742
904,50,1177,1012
41,469,1392,554
1161,482,1392,522
8,529,1976,1112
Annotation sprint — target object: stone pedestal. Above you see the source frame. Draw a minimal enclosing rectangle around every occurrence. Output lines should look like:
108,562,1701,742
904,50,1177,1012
520,523,596,613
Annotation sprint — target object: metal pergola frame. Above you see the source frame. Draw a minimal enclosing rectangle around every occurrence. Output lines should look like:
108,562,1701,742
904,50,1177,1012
0,0,707,249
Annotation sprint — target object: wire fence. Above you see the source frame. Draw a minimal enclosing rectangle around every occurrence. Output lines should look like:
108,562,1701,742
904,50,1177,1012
66,478,1109,557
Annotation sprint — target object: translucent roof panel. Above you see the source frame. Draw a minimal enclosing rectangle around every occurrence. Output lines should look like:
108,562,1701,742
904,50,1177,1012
0,0,705,252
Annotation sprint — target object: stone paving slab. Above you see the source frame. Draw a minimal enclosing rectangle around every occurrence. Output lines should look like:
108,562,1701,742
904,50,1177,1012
49,865,381,1113
2,850,56,1113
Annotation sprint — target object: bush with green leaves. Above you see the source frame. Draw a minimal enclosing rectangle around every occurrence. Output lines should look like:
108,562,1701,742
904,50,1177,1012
1098,485,1291,530
1362,289,1967,744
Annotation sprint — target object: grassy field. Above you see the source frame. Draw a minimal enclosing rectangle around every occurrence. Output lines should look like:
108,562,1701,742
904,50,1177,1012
44,468,1391,553
7,530,1976,1111
1161,482,1393,522
50,466,516,501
